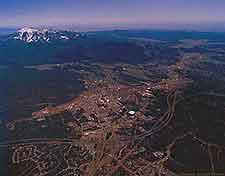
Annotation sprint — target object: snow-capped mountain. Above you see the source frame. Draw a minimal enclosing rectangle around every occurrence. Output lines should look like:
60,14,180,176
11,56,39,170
9,27,83,43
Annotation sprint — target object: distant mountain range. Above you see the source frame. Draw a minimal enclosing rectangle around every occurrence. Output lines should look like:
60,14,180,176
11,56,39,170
6,27,83,43
0,28,153,66
3,28,225,66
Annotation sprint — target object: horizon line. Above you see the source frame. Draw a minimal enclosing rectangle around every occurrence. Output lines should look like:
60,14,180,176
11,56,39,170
1,22,225,33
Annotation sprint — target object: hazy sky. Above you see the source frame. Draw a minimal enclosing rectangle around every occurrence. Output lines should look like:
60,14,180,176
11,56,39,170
1,0,225,29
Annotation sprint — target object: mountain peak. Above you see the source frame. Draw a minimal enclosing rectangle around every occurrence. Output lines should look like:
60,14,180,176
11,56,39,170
18,27,39,33
12,27,82,43
14,27,49,43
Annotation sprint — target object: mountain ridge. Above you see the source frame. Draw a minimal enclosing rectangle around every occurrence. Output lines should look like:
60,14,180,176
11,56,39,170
7,27,83,43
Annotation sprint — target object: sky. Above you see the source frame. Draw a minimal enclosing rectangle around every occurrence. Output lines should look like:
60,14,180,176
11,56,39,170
1,0,225,30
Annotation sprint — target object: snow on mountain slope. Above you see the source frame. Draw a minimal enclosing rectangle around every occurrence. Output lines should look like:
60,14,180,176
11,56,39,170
11,27,82,43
